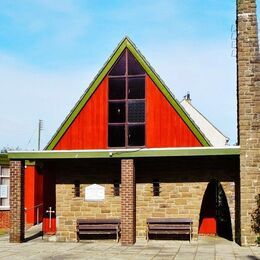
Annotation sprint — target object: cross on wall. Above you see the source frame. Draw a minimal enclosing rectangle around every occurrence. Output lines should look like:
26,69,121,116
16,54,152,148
46,207,55,229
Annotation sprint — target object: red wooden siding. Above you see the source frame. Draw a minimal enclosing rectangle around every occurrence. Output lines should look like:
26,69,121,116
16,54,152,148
24,166,43,225
54,77,108,150
146,76,202,147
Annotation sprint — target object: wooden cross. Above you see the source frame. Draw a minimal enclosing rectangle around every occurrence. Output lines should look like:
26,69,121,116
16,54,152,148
46,207,55,229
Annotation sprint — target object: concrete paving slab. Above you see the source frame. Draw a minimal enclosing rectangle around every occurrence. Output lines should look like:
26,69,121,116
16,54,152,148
174,252,195,260
0,234,260,259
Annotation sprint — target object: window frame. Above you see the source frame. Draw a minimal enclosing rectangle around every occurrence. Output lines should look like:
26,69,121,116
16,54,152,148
108,50,146,148
0,166,10,210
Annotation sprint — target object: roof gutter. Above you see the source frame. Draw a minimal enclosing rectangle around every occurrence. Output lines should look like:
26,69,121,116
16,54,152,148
8,146,240,160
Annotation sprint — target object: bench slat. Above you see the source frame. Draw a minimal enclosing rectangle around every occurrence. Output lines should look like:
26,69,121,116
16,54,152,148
78,224,119,228
79,231,117,235
146,218,192,242
147,218,192,224
149,230,190,234
77,218,120,242
148,226,191,230
77,219,120,224
79,226,119,231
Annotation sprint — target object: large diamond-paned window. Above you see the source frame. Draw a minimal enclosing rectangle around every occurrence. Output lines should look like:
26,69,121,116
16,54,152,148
108,50,145,147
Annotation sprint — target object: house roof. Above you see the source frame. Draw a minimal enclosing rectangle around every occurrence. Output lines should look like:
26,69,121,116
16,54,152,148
45,37,211,150
180,98,229,146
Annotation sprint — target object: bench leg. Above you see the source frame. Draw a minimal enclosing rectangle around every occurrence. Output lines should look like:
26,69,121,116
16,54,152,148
146,228,149,242
189,224,192,242
116,230,119,243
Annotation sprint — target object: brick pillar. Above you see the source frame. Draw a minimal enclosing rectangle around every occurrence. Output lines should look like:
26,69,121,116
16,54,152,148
237,0,260,245
121,159,136,245
9,160,25,243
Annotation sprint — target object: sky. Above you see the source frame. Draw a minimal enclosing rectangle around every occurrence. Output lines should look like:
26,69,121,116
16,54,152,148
0,0,259,150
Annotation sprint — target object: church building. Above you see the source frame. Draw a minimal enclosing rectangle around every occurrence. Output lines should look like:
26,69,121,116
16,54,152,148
8,37,242,245
5,1,260,244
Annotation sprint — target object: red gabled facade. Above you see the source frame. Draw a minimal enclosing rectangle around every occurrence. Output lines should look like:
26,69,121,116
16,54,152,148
53,51,204,150
54,73,202,150
146,76,202,147
54,77,108,150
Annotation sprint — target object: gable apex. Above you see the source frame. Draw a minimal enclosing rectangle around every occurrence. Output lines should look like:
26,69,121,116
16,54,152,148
45,37,210,150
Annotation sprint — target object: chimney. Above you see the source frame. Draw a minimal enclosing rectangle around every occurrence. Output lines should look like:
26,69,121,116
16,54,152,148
237,0,260,245
184,92,192,102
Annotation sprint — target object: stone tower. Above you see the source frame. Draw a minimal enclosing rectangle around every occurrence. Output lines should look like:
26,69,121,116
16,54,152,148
237,0,260,245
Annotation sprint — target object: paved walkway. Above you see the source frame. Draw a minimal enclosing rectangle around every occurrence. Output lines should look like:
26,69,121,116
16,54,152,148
0,234,259,259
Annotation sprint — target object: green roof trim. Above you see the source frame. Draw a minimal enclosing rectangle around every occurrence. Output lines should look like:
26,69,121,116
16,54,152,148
0,153,9,165
25,160,36,166
8,147,240,160
45,37,210,150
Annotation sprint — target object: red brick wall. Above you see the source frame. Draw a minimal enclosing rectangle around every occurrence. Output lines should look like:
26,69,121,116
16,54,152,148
0,210,10,229
121,159,136,245
10,160,24,243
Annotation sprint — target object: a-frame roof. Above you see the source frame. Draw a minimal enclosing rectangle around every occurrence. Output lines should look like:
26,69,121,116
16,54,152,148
45,37,211,150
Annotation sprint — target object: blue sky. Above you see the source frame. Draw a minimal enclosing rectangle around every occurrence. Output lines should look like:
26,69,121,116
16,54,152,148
0,0,258,149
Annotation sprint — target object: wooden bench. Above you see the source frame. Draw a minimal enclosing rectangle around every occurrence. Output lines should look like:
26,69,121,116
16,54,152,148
146,218,193,242
76,219,120,242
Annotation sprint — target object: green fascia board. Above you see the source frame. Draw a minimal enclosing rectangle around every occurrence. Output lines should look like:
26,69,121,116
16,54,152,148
0,153,9,165
45,37,210,150
25,160,36,166
8,147,240,160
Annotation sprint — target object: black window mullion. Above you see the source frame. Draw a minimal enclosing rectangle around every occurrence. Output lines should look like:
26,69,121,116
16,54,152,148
108,49,146,148
125,49,129,147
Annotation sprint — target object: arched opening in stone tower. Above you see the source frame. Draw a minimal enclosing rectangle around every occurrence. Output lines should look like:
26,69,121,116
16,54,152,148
199,180,232,241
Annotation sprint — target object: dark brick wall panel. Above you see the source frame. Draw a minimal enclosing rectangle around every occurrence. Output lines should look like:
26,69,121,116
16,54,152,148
121,159,136,245
9,160,24,243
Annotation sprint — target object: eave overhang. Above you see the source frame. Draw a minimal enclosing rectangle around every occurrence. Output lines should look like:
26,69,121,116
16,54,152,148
0,153,9,165
8,146,240,160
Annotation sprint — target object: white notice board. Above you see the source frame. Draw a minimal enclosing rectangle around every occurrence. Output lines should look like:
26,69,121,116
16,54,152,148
85,184,105,201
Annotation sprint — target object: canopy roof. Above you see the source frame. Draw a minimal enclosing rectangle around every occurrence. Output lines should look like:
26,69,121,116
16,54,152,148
9,146,239,160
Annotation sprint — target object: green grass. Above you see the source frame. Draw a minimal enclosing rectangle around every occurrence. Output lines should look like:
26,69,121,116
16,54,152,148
0,229,7,236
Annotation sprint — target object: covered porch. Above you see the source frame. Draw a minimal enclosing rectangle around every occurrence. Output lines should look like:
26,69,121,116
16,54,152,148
8,146,240,245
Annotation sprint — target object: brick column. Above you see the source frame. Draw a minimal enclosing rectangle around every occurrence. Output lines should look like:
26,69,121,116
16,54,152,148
121,159,136,245
237,0,260,245
9,160,25,243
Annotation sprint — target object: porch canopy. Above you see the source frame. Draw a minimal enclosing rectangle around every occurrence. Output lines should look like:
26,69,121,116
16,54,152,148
8,146,239,160
8,146,240,244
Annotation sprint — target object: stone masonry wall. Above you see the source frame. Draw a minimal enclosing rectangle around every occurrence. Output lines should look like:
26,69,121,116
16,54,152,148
135,158,237,239
136,182,235,238
136,182,207,237
53,157,239,242
55,159,121,241
237,0,260,245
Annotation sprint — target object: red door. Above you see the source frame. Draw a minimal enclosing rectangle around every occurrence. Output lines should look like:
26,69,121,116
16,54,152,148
199,181,217,235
